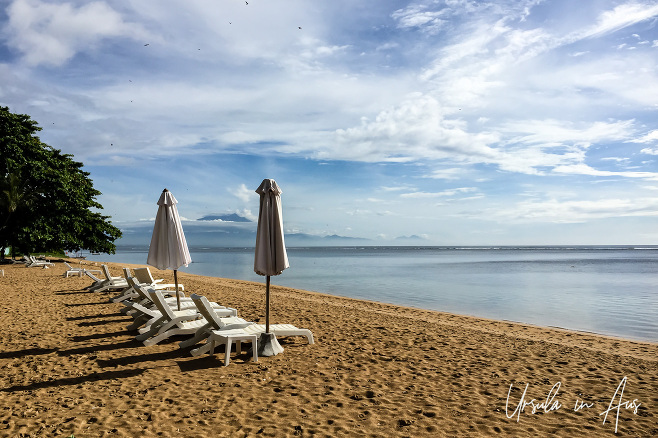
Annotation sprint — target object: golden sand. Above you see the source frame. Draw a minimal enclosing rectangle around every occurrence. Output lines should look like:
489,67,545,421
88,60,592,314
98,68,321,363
0,260,656,437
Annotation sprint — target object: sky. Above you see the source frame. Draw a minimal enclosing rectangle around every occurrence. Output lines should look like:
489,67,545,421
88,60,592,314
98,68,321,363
1,0,658,246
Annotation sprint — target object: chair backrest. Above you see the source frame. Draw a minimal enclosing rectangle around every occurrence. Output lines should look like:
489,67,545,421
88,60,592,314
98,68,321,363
64,262,74,269
191,294,251,330
84,270,102,282
148,289,176,321
101,265,113,281
133,267,153,285
129,278,151,302
122,267,132,279
191,294,223,329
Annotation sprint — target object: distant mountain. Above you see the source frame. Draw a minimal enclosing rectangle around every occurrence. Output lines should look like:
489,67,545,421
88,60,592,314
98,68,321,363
117,222,372,247
323,234,367,241
197,213,251,222
395,235,427,241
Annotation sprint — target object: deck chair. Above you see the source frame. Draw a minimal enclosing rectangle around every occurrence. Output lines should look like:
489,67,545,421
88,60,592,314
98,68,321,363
136,289,241,346
120,279,236,316
184,295,313,356
96,264,129,292
123,280,236,331
84,266,128,293
64,261,102,278
26,255,54,267
84,270,105,290
133,267,184,291
109,268,141,303
181,294,254,355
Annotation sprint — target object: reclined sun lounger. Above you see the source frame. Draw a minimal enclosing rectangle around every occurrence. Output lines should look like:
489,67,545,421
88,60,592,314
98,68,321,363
184,294,313,359
101,264,128,289
123,281,237,331
180,294,254,354
63,261,102,278
109,268,142,303
84,265,129,293
120,278,236,316
26,255,54,268
136,289,242,346
133,267,184,291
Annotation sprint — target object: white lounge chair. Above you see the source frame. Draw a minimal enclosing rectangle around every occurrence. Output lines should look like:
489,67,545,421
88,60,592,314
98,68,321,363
133,267,184,291
84,266,128,293
123,280,236,331
101,264,128,288
63,261,102,278
184,295,313,358
109,268,141,303
26,255,54,268
181,294,255,355
136,289,242,347
120,278,236,316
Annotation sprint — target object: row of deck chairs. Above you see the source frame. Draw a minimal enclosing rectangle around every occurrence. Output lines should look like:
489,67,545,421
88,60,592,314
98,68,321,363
84,264,314,366
22,255,55,268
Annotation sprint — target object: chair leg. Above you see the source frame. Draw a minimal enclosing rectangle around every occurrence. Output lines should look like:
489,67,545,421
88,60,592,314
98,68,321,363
224,339,233,366
179,327,210,349
190,341,213,357
252,338,258,363
143,330,175,347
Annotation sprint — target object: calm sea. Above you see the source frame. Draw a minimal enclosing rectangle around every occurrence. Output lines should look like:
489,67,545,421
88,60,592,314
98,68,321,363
84,246,658,343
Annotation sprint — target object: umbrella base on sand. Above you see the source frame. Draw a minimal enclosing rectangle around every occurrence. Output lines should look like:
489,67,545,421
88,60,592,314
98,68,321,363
257,332,284,357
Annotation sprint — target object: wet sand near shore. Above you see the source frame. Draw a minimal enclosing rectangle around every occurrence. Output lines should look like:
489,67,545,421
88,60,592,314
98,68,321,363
0,260,656,437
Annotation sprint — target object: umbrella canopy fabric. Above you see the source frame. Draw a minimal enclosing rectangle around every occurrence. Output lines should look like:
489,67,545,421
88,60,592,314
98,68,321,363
147,189,191,271
147,189,191,311
254,179,289,277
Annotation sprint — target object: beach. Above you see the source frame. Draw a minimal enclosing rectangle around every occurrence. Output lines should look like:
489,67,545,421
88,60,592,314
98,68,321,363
0,260,656,437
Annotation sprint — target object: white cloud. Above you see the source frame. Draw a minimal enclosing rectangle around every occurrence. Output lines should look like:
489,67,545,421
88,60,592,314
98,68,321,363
401,187,478,198
574,3,658,40
5,0,149,66
553,164,658,180
330,94,500,163
427,168,465,180
629,130,658,144
230,184,253,203
486,197,658,224
641,147,658,155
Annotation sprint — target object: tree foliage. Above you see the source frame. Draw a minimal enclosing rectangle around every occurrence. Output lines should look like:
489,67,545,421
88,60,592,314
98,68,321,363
0,106,122,256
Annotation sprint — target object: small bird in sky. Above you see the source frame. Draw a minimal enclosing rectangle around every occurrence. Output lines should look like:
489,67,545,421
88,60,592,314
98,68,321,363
245,1,248,4
144,43,149,46
298,26,302,29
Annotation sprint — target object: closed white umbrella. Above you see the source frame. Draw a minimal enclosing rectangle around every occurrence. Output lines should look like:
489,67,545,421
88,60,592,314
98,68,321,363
147,188,191,311
254,178,289,356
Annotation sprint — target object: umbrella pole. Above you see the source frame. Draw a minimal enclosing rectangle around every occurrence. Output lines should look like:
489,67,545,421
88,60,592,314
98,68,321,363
266,275,270,333
174,269,181,311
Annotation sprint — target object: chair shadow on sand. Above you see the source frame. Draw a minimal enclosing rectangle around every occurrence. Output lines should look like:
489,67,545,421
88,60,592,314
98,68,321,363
56,339,142,356
66,313,112,321
1,369,146,393
70,330,131,342
77,317,127,327
0,347,58,359
96,347,187,368
55,289,96,295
